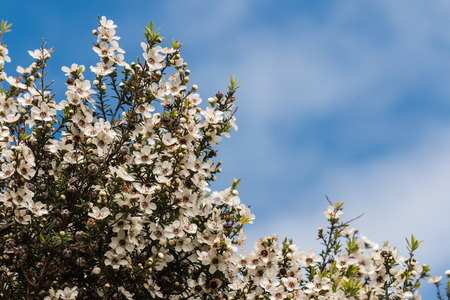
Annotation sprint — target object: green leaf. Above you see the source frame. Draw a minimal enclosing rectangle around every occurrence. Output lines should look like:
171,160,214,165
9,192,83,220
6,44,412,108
39,233,45,243
231,178,241,190
228,75,242,91
1,20,12,33
406,234,422,252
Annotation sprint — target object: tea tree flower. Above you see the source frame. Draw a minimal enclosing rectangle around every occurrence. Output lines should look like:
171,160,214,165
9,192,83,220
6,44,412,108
89,206,111,220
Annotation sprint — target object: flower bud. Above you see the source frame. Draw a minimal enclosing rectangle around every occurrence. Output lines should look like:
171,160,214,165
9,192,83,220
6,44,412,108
192,84,198,90
76,257,86,267
63,248,72,258
92,29,98,35
61,209,70,219
75,231,84,240
93,79,100,86
88,163,98,175
86,218,96,228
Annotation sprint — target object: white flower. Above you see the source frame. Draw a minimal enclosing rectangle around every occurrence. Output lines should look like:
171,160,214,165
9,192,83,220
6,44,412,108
17,160,36,179
99,16,117,29
282,277,299,292
134,145,156,164
5,76,27,89
28,48,51,60
0,46,11,64
136,103,155,118
92,266,101,275
30,201,48,216
16,65,33,75
90,61,115,76
305,275,331,294
43,287,58,300
56,286,79,299
323,205,343,219
428,276,442,284
296,249,322,267
133,182,156,195
14,209,31,224
68,79,95,98
142,43,166,71
17,93,34,106
88,206,111,220
93,41,115,58
109,230,134,254
104,250,128,269
186,93,202,106
154,160,173,177
109,165,135,181
144,278,163,298
162,132,177,146
97,27,119,42
0,163,14,179
66,91,82,105
164,220,185,239
31,102,57,121
139,195,157,214
201,106,223,124
62,63,84,76
118,286,134,300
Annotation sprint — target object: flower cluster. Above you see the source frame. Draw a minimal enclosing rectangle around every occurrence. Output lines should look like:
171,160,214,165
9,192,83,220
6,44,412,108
0,17,448,299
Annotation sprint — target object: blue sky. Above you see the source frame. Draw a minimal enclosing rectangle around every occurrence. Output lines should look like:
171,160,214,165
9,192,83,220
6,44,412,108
2,0,450,296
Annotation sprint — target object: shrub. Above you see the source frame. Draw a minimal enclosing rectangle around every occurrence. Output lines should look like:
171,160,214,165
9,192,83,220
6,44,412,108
0,17,448,299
